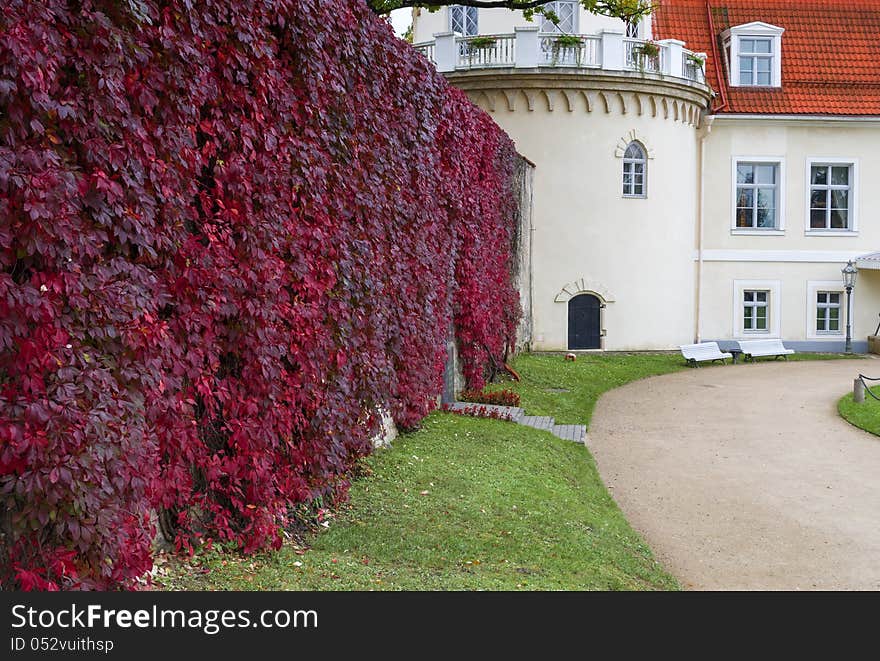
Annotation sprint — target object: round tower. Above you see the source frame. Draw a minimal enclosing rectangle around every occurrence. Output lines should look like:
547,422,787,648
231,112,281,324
415,10,713,350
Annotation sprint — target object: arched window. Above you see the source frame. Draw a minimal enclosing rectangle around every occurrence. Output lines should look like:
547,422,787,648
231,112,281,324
622,141,647,197
449,5,479,36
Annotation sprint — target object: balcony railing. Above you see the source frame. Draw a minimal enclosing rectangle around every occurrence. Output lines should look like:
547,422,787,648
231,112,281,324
540,34,601,67
413,28,707,86
624,37,663,73
457,34,516,68
414,41,435,63
682,52,706,82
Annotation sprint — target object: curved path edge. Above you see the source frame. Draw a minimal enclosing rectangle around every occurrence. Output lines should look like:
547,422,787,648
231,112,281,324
586,358,880,590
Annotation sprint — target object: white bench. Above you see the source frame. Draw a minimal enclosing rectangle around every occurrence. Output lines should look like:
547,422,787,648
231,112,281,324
680,342,733,367
736,338,795,361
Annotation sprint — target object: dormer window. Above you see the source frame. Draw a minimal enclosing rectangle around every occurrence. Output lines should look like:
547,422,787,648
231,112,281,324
739,38,773,86
723,22,784,88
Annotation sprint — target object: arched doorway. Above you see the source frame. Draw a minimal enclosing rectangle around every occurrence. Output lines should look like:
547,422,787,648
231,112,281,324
568,294,602,349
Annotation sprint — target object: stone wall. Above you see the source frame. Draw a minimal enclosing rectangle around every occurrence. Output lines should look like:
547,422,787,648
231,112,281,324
513,156,535,352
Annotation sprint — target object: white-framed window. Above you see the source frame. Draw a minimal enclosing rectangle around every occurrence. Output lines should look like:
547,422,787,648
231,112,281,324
540,1,578,33
806,159,857,234
743,290,769,332
738,38,773,86
622,141,647,197
625,19,640,38
723,22,784,88
449,5,478,36
806,281,847,340
815,292,842,334
733,280,781,338
734,159,782,231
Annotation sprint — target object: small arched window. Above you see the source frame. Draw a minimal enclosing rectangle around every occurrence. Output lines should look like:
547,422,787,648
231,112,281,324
622,141,647,197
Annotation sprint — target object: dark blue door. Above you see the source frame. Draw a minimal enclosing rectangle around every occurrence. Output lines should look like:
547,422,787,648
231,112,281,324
568,294,601,350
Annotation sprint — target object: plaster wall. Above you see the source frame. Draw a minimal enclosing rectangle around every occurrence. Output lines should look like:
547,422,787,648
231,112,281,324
699,118,880,349
462,80,705,350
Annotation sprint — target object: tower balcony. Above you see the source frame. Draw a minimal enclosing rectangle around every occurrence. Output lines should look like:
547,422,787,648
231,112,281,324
414,27,709,88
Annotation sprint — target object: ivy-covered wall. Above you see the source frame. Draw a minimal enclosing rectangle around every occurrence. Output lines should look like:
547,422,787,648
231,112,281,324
0,0,521,589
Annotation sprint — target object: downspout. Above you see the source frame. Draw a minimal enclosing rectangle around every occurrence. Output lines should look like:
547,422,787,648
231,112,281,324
696,1,722,341
528,167,535,352
696,116,714,343
706,0,729,112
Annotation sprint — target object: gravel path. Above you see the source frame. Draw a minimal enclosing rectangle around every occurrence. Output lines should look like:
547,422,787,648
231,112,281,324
587,357,880,590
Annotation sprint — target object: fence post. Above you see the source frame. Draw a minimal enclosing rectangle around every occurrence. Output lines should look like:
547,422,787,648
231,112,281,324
514,26,540,68
599,29,624,71
854,378,865,403
658,39,685,78
435,32,458,73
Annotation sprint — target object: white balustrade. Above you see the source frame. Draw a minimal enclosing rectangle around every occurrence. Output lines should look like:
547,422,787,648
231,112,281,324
539,34,600,67
682,50,707,83
456,34,516,69
413,41,435,64
422,31,706,85
623,37,664,74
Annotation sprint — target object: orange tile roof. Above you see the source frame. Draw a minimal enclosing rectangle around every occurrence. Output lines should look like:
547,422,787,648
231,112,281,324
653,0,880,115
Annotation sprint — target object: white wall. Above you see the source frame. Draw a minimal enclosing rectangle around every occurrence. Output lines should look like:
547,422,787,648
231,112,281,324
465,85,704,351
699,118,880,348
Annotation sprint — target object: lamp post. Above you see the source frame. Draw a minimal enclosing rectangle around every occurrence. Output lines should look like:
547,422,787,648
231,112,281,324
842,260,858,354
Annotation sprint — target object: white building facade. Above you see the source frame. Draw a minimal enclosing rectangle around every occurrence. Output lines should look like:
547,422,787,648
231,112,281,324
412,1,880,352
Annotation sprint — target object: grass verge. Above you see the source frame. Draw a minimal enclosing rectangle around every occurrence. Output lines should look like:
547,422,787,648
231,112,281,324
839,386,880,437
499,351,860,425
157,413,677,590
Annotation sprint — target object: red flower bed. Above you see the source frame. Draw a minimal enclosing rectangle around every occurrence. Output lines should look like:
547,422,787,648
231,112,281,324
441,404,515,422
459,389,521,408
0,0,520,589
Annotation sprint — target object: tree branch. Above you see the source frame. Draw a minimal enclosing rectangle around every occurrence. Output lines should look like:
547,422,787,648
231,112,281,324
372,0,556,9
368,1,655,24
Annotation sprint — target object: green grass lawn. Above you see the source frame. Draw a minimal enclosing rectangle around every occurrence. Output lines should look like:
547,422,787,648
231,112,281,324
158,413,677,591
494,352,685,425
839,386,880,436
